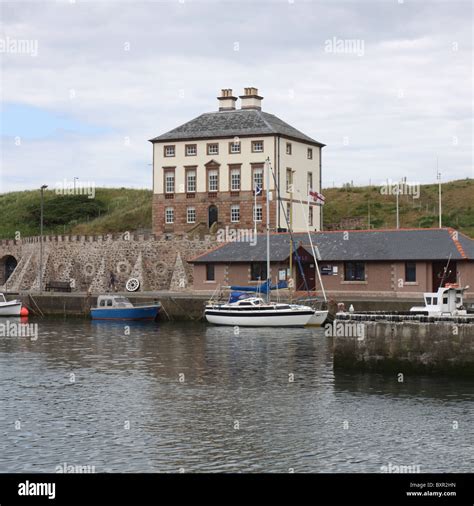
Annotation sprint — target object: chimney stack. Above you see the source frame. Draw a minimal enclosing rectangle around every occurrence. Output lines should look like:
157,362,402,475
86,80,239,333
217,89,237,111
239,87,263,110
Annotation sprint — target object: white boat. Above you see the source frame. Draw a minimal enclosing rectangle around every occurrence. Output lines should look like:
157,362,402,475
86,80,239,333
307,309,329,326
205,296,315,327
0,293,22,317
410,284,469,317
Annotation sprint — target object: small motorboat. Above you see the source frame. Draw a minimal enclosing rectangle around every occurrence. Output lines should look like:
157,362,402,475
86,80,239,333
0,293,22,317
410,284,470,317
91,295,161,320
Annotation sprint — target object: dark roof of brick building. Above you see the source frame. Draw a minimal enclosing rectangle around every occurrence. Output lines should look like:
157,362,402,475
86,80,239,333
191,228,473,263
149,109,325,146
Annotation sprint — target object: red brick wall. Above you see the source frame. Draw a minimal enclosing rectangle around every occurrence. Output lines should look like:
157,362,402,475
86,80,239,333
153,191,277,235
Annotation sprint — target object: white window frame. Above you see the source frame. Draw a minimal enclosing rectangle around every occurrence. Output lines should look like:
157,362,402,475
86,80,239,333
207,143,219,155
186,170,196,193
186,144,197,156
230,169,241,191
253,204,263,222
307,148,313,159
208,169,219,192
165,171,175,194
307,172,313,192
164,145,175,157
230,142,241,154
253,168,263,190
231,204,240,223
286,142,292,155
165,207,174,224
187,207,196,224
252,140,264,153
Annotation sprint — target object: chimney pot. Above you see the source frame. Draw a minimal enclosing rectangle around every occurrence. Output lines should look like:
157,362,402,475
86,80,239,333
239,86,263,110
217,88,237,111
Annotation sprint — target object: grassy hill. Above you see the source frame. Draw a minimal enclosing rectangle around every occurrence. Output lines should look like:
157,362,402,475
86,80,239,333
0,179,472,240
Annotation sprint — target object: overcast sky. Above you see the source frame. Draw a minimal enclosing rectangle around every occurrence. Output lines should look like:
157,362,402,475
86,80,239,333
0,0,472,193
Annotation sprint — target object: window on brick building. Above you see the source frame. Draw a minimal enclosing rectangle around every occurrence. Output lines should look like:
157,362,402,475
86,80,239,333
185,144,197,156
250,262,267,281
164,145,175,157
344,262,365,281
229,141,241,154
230,168,241,191
252,140,264,153
253,167,263,190
165,207,174,224
253,204,262,222
206,264,215,281
165,171,175,193
187,207,196,224
231,204,240,223
405,262,416,282
208,169,219,192
286,168,293,192
307,172,313,193
186,170,196,193
207,143,219,155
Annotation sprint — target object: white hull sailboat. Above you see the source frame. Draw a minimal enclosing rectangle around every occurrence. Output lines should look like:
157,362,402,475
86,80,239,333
205,296,315,327
204,158,316,328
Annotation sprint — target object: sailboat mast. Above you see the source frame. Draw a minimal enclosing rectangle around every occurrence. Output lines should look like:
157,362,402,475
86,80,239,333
266,157,271,303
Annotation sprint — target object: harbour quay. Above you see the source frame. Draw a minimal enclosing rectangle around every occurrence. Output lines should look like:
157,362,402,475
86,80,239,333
332,318,474,377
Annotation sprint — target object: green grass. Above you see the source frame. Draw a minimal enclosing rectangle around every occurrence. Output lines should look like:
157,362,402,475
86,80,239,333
0,179,472,239
322,178,474,237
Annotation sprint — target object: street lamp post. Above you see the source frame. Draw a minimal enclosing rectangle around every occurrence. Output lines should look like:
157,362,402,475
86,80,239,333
39,185,48,292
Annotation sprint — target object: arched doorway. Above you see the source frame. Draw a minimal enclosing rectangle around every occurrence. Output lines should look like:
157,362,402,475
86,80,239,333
208,205,218,228
0,255,18,285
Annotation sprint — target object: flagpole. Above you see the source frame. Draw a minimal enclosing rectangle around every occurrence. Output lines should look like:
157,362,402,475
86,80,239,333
265,157,271,302
254,182,257,238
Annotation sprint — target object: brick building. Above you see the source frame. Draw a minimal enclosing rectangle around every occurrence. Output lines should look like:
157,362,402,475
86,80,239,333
190,228,474,299
149,87,325,236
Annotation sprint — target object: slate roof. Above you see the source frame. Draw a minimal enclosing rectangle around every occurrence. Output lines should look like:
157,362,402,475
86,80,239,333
149,109,325,146
191,229,473,263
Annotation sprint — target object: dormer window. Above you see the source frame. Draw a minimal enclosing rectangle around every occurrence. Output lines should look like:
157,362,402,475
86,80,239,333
164,145,175,157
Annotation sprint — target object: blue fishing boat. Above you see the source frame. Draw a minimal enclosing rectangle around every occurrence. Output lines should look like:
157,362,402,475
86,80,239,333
90,295,160,320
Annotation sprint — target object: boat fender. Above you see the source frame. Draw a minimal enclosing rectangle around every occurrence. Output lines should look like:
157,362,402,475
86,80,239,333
20,306,29,317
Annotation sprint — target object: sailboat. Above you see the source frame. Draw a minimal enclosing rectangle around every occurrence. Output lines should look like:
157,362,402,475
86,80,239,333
204,159,315,327
205,280,315,327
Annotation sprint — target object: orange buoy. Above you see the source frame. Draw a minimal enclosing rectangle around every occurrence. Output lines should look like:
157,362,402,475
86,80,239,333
20,306,29,317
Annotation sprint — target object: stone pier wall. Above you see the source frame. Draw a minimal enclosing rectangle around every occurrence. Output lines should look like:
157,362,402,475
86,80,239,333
333,320,474,376
0,234,217,293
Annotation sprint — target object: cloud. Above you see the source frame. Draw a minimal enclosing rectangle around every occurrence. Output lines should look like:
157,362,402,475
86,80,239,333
0,0,472,193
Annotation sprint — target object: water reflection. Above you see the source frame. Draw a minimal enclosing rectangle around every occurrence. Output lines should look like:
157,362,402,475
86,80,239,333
0,319,472,473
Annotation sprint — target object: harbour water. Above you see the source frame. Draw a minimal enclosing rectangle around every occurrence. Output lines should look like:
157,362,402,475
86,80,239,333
1,319,472,473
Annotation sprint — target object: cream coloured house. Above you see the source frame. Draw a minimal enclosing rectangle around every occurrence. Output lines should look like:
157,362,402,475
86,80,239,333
149,87,325,235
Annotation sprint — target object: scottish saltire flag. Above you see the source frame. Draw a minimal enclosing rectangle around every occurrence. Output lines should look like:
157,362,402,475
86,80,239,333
309,189,325,205
255,184,263,196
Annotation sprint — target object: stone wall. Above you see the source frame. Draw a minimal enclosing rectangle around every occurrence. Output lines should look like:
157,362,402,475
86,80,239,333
0,234,217,293
333,320,474,376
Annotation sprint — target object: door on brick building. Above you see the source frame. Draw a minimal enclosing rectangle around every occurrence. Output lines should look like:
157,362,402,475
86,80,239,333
208,205,218,228
432,261,457,290
294,249,316,291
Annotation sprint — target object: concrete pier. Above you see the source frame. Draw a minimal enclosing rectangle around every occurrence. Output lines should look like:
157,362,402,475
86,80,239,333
333,320,474,377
